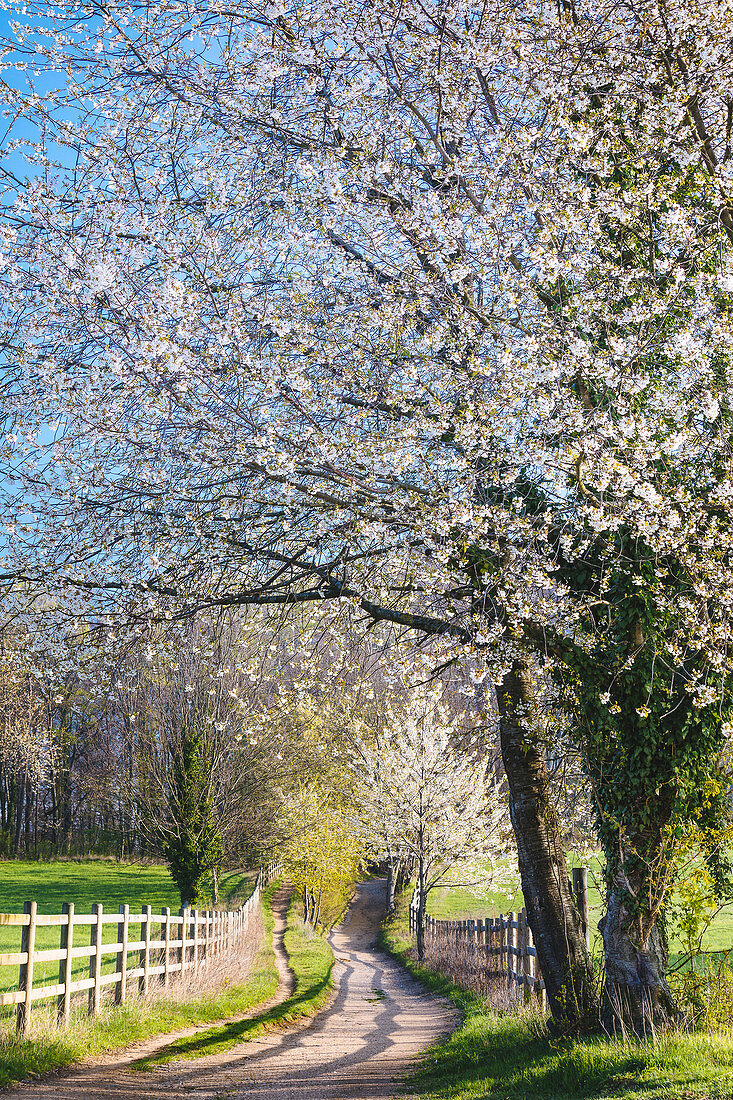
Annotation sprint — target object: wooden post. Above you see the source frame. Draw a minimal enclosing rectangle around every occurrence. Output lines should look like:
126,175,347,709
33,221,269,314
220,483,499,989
58,901,74,1025
527,918,536,997
484,918,490,968
204,910,211,964
141,904,151,996
193,909,199,971
16,901,37,1036
115,903,129,1005
499,915,507,978
180,908,188,979
509,911,518,990
162,908,171,988
89,902,103,1016
519,910,531,1004
572,866,590,952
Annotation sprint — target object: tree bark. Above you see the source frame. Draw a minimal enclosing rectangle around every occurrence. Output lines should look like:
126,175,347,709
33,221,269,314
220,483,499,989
599,863,677,1034
497,659,598,1029
386,857,400,912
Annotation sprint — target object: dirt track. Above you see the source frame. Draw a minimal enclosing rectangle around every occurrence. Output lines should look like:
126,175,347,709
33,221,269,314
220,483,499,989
4,880,456,1100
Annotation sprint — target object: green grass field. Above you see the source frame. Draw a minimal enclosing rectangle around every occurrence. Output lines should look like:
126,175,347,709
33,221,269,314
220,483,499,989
0,861,255,1004
426,855,733,963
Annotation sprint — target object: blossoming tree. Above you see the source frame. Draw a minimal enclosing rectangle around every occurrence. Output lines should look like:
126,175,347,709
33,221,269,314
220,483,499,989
2,0,733,1027
351,690,508,960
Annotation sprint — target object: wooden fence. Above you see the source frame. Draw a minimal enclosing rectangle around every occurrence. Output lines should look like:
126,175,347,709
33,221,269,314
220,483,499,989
410,901,547,1005
1,862,280,1035
409,867,590,1010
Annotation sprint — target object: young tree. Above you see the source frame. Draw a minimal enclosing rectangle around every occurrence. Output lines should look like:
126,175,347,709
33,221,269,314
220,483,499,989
280,779,365,928
158,726,222,908
352,691,507,960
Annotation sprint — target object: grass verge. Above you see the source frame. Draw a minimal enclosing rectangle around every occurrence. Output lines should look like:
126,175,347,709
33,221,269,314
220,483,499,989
136,889,335,1066
381,893,733,1100
0,881,280,1090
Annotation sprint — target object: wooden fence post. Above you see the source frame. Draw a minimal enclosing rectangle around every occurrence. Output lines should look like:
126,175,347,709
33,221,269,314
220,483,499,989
141,904,151,996
193,909,199,971
162,908,171,988
485,918,492,972
572,866,590,952
180,908,188,979
115,903,129,1005
58,901,74,1025
16,900,37,1036
89,902,103,1016
519,910,531,1004
509,912,518,990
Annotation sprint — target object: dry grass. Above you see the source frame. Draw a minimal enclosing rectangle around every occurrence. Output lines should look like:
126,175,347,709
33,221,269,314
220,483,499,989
414,932,530,1011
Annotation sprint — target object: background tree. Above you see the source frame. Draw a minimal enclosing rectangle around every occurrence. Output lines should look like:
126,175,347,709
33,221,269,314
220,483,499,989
352,689,507,960
155,726,222,908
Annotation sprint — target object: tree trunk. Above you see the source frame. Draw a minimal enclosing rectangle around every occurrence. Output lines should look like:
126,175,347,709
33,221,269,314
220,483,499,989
386,857,400,912
211,865,219,907
497,659,598,1030
315,876,323,927
416,857,426,961
599,863,677,1034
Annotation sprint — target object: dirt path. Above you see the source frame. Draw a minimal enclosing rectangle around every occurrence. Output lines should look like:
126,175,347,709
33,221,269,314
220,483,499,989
5,880,456,1100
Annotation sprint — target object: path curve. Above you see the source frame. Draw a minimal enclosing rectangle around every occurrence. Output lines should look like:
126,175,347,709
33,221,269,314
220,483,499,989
4,880,457,1099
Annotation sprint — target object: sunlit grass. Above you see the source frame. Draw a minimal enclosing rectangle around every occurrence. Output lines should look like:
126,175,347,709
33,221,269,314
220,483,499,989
0,860,255,997
0,872,270,1089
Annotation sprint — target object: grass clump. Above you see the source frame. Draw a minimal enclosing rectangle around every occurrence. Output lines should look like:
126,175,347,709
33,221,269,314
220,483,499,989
382,893,733,1100
0,880,279,1089
136,889,335,1067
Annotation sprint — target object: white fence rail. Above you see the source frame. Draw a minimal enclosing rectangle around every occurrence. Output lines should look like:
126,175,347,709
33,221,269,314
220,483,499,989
2,861,280,1035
